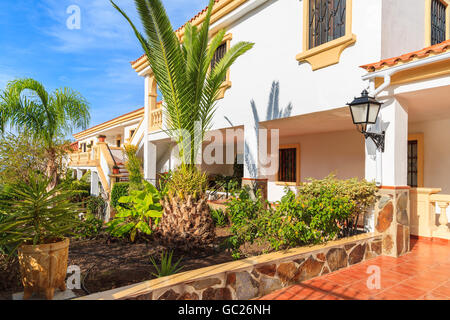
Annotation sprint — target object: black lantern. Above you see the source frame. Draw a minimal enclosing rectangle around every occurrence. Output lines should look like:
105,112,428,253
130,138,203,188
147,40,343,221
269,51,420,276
348,90,385,152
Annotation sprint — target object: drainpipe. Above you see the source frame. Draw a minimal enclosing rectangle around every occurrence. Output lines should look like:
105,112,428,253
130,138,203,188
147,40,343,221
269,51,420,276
362,51,450,187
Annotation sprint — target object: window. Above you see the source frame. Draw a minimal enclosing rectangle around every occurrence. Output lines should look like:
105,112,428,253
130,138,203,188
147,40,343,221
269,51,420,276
426,0,449,46
116,139,121,147
277,145,300,184
408,140,418,188
211,43,227,71
297,0,355,70
210,33,233,99
408,134,424,188
431,0,447,45
309,0,346,49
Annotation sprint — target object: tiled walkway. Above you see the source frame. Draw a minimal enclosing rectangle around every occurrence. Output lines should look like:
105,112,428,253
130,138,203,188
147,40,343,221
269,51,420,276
260,238,450,300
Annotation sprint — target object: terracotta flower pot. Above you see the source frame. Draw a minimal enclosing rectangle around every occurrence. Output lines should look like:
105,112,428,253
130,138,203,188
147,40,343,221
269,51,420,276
113,168,120,174
98,136,106,142
17,238,70,300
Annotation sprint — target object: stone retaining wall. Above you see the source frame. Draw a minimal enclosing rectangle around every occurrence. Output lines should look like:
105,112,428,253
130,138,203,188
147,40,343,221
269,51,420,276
77,233,381,300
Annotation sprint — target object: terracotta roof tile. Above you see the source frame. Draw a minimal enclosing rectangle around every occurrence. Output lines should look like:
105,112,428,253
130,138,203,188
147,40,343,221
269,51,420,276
360,40,450,72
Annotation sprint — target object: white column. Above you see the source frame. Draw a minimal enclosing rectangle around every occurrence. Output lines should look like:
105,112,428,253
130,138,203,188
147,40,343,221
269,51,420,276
90,171,99,196
244,124,259,179
144,140,157,185
365,98,408,187
76,169,83,180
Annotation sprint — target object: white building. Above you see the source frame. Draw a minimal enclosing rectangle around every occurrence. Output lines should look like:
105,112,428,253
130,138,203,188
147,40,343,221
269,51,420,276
71,0,450,250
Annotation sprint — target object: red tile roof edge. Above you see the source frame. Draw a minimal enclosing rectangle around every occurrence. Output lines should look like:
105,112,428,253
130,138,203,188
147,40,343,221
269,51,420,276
360,39,450,72
73,107,145,137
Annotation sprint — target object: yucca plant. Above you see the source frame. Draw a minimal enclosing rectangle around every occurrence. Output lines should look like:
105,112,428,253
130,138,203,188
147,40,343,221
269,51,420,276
149,250,184,278
0,174,82,252
111,0,254,249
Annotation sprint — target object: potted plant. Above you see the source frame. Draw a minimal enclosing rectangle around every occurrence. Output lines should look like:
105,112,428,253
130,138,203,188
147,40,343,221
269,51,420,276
97,135,106,143
0,174,82,300
112,165,120,174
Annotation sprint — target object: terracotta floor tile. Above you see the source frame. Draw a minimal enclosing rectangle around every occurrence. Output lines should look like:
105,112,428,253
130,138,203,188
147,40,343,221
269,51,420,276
432,284,450,298
323,272,360,286
420,292,450,300
346,278,392,294
260,239,450,301
380,283,427,300
402,276,444,291
372,291,411,300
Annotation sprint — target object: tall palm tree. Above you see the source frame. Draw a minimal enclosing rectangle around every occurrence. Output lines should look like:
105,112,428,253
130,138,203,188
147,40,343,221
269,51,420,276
111,0,253,165
111,0,254,249
0,78,90,189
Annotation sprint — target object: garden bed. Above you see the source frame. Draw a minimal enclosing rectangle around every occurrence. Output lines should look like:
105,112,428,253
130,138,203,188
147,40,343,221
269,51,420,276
0,227,234,300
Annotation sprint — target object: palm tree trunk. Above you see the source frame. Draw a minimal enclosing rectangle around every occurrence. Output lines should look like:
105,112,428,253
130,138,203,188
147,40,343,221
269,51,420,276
157,195,215,250
46,148,58,191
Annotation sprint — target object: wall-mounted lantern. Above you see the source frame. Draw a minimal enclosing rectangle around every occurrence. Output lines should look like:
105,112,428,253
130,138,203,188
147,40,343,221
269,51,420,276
347,89,385,152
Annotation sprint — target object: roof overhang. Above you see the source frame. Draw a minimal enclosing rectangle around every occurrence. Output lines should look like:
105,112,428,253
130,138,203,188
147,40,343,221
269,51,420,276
73,107,144,140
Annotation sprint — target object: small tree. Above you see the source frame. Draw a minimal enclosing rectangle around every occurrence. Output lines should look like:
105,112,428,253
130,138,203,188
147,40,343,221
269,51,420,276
124,144,144,191
0,78,90,189
0,132,47,185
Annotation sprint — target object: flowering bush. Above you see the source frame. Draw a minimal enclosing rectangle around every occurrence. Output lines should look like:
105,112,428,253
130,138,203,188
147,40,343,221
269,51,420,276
226,176,378,254
259,188,355,250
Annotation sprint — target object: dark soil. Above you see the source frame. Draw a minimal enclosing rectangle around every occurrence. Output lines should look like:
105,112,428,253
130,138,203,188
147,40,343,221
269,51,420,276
0,227,234,300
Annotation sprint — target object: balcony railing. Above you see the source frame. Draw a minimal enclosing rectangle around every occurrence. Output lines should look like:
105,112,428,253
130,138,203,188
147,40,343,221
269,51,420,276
150,108,163,131
410,188,450,240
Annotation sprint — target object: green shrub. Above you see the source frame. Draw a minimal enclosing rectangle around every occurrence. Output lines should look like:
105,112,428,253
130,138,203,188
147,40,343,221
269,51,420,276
124,144,144,191
259,188,355,250
111,182,129,209
107,181,163,242
149,250,184,278
87,196,106,219
0,174,82,251
226,176,377,254
226,187,266,253
74,215,104,239
297,175,378,237
210,207,228,227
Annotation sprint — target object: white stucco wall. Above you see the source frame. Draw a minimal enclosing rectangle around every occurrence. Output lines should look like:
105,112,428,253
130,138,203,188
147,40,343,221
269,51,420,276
267,129,365,202
208,0,383,131
409,117,450,193
381,0,426,59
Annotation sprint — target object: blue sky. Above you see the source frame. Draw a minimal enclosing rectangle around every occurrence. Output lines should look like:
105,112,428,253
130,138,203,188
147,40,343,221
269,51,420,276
0,0,209,137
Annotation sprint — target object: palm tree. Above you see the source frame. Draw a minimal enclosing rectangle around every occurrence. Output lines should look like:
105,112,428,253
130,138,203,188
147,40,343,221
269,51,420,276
0,78,90,189
111,0,254,249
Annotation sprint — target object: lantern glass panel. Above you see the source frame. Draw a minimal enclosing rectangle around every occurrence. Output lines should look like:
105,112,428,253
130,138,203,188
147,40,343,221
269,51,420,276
350,104,369,124
368,103,381,124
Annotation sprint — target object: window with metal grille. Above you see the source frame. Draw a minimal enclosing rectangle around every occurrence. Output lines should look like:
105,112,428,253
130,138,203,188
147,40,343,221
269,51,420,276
408,140,418,188
211,43,227,71
309,0,346,49
431,0,447,45
278,148,297,183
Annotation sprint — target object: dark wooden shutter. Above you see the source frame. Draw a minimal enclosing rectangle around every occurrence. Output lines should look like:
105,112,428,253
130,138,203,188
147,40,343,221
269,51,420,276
408,140,418,188
278,148,297,183
211,43,227,71
431,0,447,45
309,0,346,49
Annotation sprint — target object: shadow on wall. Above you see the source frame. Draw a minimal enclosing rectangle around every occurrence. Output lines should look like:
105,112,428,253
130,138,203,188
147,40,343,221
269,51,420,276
225,81,294,181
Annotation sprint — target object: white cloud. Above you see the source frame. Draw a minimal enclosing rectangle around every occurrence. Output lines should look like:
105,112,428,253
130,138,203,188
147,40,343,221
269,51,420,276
41,0,209,53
